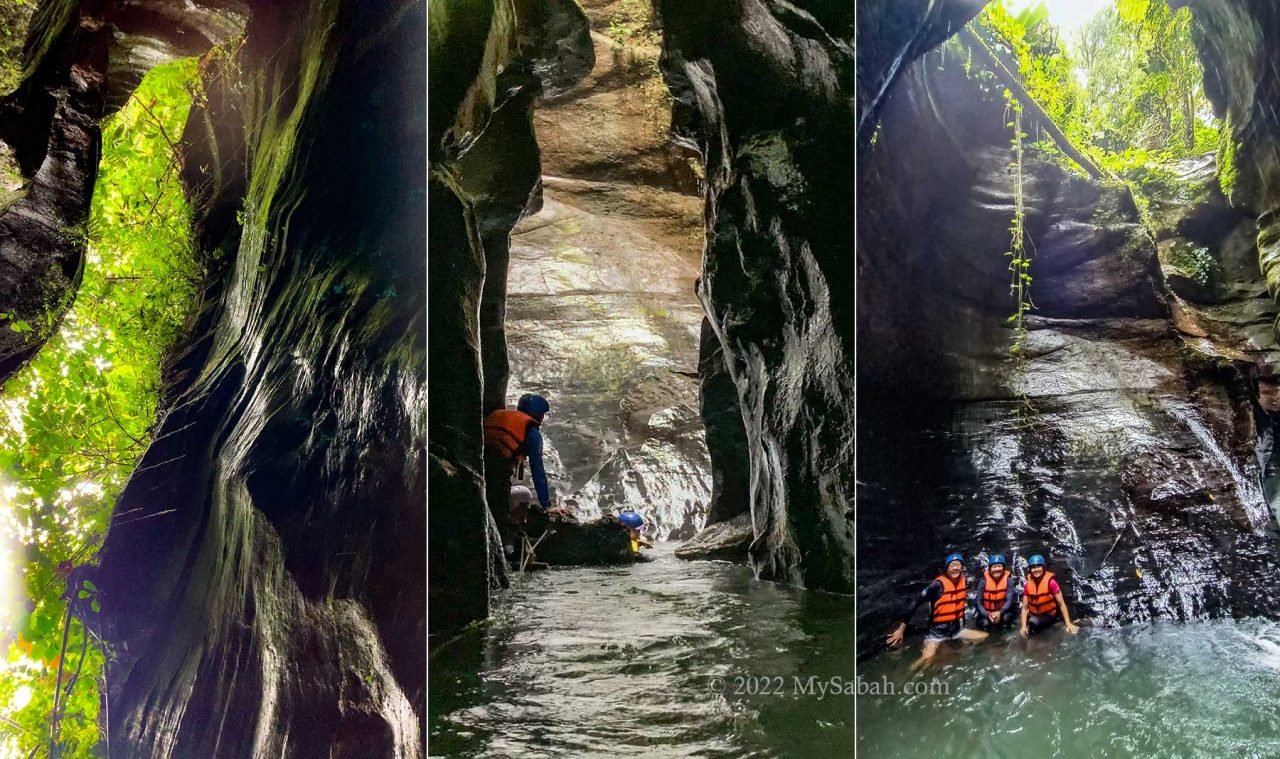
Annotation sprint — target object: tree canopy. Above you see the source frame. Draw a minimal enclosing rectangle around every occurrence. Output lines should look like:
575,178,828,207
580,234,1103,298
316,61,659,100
0,57,200,759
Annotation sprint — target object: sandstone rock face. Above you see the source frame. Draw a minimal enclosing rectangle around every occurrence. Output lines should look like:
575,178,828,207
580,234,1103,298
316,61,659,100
506,195,709,539
655,0,856,592
856,29,1280,656
95,1,425,754
502,4,710,540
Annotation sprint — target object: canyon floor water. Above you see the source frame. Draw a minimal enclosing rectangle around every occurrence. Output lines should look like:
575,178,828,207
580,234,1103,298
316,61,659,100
428,542,1280,758
857,618,1280,758
428,545,854,757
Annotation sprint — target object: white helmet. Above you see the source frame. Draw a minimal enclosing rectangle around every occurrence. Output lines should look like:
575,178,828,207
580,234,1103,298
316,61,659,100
508,485,534,508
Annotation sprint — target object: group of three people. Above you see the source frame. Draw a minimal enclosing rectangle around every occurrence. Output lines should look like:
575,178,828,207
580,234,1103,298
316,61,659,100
886,552,1080,669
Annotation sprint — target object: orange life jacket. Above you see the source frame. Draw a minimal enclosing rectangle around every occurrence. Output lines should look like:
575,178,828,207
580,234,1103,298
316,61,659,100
1025,571,1059,617
982,570,1009,612
931,574,967,624
483,409,538,461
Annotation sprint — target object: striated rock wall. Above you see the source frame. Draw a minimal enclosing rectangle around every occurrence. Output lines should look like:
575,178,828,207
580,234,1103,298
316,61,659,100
428,0,594,644
656,0,855,591
1175,0,1280,511
95,1,425,754
1175,0,1280,339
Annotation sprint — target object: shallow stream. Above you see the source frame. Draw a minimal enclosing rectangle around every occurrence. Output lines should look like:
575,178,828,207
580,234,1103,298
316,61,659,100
429,545,854,757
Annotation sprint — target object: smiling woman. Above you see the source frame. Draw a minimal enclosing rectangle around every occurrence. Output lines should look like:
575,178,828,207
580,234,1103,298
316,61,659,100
0,57,202,759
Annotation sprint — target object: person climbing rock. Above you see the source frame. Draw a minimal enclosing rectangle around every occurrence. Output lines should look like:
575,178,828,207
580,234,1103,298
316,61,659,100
483,393,554,514
973,554,1016,632
886,552,988,670
1020,554,1080,637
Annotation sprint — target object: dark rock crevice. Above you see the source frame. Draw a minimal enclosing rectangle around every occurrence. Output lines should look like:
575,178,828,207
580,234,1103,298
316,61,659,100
91,0,426,755
428,0,594,644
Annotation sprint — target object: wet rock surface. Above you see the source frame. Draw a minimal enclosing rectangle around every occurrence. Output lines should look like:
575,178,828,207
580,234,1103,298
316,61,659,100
95,1,424,755
531,518,637,566
656,0,856,592
856,29,1280,656
674,511,752,561
503,3,709,541
505,193,709,540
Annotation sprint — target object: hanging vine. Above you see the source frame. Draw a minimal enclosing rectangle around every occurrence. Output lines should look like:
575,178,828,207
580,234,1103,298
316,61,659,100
1005,93,1032,357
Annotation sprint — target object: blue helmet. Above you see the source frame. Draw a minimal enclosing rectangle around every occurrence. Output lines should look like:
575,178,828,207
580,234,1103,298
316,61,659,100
517,394,550,415
988,554,1006,567
944,553,964,566
619,510,644,529
1027,554,1046,567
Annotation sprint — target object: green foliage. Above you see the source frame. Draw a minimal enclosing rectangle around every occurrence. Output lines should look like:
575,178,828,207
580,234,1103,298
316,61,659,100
976,3,1085,153
975,1,1220,179
1167,240,1220,288
1076,0,1216,159
0,0,34,95
1005,96,1033,358
970,1,1226,361
0,58,201,758
605,0,659,47
604,0,673,140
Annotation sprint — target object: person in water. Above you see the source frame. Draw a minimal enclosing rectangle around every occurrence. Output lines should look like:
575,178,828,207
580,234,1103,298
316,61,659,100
619,509,653,559
483,393,554,513
973,554,1015,631
1020,554,1080,637
886,553,988,670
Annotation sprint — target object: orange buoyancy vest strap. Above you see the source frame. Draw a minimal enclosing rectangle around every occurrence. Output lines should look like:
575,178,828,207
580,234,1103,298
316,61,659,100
982,570,1009,612
1026,571,1059,616
931,574,967,624
483,409,536,460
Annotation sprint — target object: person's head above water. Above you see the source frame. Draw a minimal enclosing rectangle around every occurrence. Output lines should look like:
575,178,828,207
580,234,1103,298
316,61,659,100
987,554,1006,576
944,552,963,576
618,509,644,529
517,393,550,423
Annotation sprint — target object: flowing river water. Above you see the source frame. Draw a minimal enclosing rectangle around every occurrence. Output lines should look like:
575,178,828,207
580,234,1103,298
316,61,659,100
857,619,1280,757
430,545,1280,757
428,545,854,757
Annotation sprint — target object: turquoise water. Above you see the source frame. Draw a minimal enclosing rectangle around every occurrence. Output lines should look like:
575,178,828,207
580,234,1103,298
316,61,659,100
856,619,1280,758
429,546,854,757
